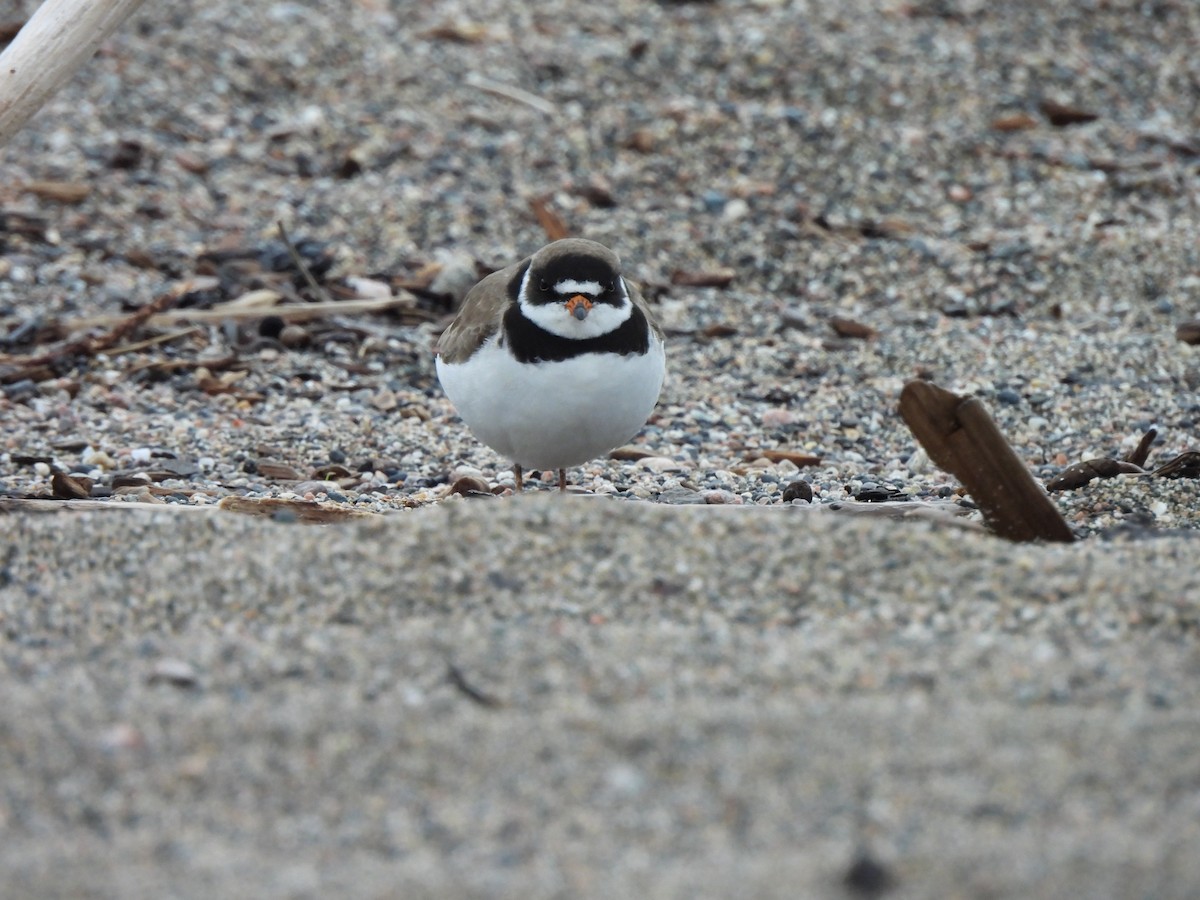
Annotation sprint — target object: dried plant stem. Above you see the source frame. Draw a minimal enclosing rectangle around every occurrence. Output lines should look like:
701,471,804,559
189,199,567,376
276,220,332,304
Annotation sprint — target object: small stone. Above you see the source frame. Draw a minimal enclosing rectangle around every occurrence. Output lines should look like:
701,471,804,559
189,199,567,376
638,456,685,473
148,659,200,689
656,486,706,504
344,276,392,300
112,471,152,488
996,388,1022,405
448,475,494,498
1176,321,1200,345
701,190,727,213
399,404,431,421
774,459,800,476
51,471,91,499
761,407,798,428
782,481,813,503
2,379,37,402
81,446,118,470
702,489,743,504
843,852,896,895
256,460,303,481
829,317,877,340
97,723,146,753
609,445,656,461
370,389,398,412
292,480,342,495
722,198,750,221
280,324,310,348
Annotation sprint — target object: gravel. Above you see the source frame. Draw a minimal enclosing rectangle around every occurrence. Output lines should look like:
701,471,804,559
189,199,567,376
2,0,1200,896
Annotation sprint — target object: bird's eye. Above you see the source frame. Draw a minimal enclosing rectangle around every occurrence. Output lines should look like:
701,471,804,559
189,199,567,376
539,279,550,292
606,282,616,295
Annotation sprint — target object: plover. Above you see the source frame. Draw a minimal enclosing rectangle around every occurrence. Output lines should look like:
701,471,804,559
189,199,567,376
436,238,666,491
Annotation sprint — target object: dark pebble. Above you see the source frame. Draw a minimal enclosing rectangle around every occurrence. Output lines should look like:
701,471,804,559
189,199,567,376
701,190,727,214
3,379,37,402
258,315,285,339
843,852,896,895
782,480,813,503
855,487,903,503
449,476,494,498
996,388,1022,406
410,476,447,489
329,448,347,464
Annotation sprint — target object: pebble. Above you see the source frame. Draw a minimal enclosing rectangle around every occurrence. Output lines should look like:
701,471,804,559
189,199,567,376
81,446,117,470
782,481,814,503
638,456,686,473
148,658,200,689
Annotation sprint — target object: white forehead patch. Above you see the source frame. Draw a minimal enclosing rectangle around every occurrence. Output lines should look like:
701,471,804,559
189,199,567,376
554,279,603,297
517,273,632,340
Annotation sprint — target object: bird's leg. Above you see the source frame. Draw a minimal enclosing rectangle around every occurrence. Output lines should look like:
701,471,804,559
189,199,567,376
512,464,523,491
557,468,567,492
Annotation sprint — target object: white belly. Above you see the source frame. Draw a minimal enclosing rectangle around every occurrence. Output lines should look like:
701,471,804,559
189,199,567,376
437,338,666,470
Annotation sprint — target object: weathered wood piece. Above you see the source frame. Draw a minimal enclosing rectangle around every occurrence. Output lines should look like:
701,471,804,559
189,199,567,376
899,380,1075,543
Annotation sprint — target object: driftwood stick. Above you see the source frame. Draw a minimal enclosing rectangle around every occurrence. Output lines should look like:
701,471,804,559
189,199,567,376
899,380,1075,543
0,0,148,147
63,295,416,331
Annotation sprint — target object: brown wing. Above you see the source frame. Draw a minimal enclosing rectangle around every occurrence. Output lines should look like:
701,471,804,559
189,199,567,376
435,260,527,364
626,277,665,343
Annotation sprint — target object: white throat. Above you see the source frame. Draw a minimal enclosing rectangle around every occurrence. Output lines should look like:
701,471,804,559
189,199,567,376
517,269,633,339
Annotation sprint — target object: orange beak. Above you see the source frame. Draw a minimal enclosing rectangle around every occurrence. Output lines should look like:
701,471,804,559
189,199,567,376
565,294,593,320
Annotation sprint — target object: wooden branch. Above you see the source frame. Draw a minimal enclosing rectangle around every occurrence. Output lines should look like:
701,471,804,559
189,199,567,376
0,498,214,513
0,0,149,147
63,295,416,331
899,380,1075,543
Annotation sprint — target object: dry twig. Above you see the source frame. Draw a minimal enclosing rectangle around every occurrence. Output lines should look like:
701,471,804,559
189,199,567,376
277,220,332,303
0,286,181,383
